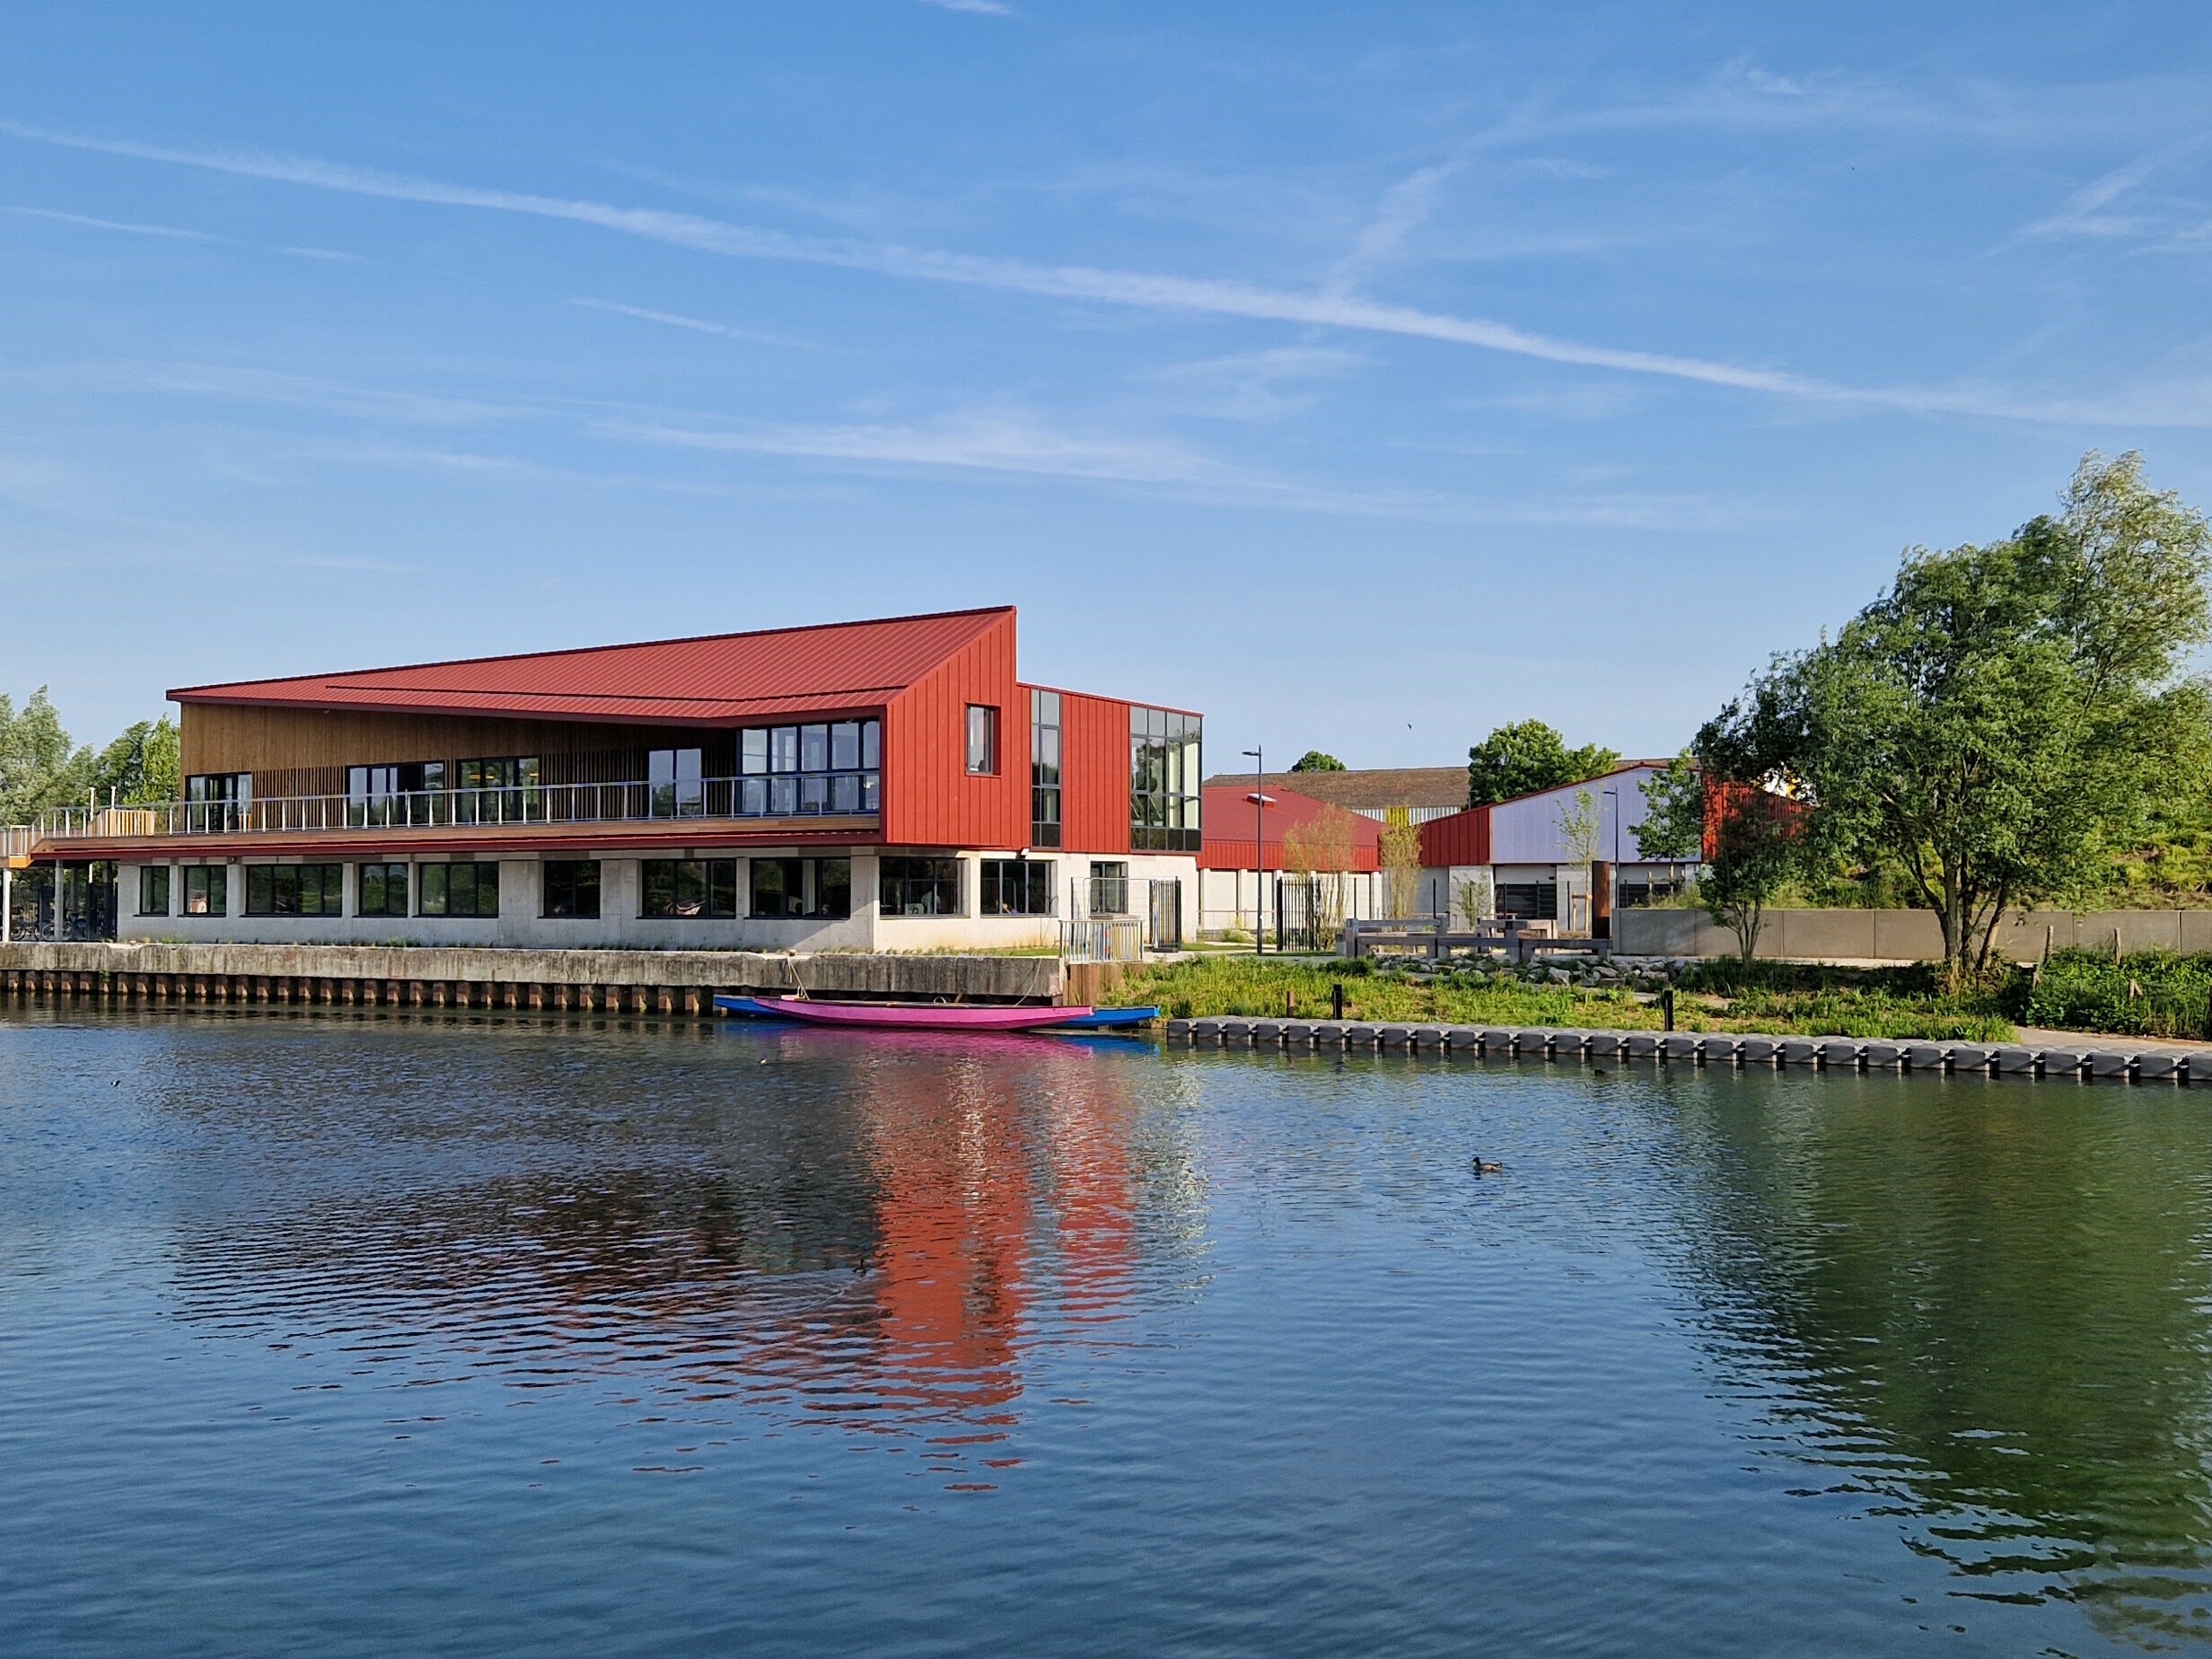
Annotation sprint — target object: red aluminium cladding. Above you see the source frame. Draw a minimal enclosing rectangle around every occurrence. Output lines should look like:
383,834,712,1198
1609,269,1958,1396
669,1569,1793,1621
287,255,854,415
166,607,1015,728
1418,804,1491,867
1198,784,1383,872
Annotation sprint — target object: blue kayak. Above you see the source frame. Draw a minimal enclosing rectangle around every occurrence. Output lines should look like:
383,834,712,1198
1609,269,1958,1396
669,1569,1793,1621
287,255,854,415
1044,1005,1159,1031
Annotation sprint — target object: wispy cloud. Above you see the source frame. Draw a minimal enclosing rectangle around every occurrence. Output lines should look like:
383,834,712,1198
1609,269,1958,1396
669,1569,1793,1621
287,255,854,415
1,204,222,242
1,201,362,262
14,120,2211,428
595,408,1755,530
1327,158,1465,293
2000,139,2208,249
910,0,1011,13
0,118,1855,400
572,297,815,349
1142,345,1369,421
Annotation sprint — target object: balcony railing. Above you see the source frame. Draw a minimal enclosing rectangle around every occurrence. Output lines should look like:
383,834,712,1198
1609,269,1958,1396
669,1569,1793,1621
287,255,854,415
30,775,883,842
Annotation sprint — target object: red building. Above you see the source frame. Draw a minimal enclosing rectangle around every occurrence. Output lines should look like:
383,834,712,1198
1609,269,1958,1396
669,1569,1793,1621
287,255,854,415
20,606,1202,950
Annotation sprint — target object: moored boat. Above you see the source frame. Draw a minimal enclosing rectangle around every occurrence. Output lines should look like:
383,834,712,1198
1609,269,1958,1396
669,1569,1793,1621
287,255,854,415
713,995,1157,1033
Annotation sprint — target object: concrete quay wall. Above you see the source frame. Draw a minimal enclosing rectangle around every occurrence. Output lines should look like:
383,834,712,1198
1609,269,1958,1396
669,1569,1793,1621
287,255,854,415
1614,907,2212,962
0,942,1060,1015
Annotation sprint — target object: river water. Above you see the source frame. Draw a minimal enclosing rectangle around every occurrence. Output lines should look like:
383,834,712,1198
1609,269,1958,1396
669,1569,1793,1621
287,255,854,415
4,1007,2212,1655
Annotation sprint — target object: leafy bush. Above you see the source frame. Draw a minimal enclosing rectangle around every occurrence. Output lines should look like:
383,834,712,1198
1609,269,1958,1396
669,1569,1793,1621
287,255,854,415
2023,950,2212,1040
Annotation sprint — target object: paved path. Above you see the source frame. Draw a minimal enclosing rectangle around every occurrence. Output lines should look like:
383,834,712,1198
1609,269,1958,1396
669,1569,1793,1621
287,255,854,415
2015,1026,2208,1057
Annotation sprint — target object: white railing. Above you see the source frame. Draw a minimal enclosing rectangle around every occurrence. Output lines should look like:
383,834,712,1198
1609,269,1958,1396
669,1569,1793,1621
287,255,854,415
32,775,882,841
1062,917,1145,964
2,825,32,859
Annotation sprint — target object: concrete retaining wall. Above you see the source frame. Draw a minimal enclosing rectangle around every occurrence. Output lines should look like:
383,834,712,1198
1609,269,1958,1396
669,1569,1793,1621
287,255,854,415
1614,907,2212,962
0,942,1060,1013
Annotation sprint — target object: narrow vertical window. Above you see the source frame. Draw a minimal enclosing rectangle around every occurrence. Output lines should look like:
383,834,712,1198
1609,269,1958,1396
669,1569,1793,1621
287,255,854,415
1031,689,1061,849
967,705,998,776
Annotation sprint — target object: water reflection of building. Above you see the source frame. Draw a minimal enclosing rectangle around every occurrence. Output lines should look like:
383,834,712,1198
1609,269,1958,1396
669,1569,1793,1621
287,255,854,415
1655,1083,2212,1640
160,1028,1155,1470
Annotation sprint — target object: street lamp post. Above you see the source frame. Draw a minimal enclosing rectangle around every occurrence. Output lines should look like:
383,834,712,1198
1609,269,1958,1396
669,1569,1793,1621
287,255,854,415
1243,745,1263,954
1602,786,1621,944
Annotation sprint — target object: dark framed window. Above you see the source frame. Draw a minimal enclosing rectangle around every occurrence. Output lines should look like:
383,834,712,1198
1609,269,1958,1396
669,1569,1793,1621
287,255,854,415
966,705,998,775
454,757,540,825
647,749,704,818
641,858,737,919
542,860,601,918
1089,860,1129,916
245,864,344,917
139,865,171,917
750,856,852,919
1130,707,1202,853
981,858,1055,917
347,762,446,827
737,719,881,818
357,863,409,918
419,862,499,918
880,856,961,917
181,866,226,917
1031,689,1061,848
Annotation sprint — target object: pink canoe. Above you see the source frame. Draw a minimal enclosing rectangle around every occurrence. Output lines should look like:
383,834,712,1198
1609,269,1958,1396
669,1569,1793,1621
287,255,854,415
715,994,1101,1031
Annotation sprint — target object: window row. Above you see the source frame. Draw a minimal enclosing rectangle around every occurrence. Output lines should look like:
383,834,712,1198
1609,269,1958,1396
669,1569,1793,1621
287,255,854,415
138,856,1080,921
139,863,499,919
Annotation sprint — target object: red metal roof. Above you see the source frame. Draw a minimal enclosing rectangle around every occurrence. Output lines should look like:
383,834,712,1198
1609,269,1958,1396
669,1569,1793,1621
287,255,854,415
169,607,1014,726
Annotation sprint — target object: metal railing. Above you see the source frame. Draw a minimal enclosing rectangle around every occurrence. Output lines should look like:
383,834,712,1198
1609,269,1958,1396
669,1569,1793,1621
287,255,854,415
1062,917,1145,963
31,775,883,841
2,825,32,859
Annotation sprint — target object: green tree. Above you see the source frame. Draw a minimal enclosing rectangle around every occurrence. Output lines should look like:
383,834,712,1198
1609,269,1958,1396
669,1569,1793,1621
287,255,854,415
88,717,180,806
1466,720,1621,807
0,688,88,824
1637,741,1804,962
1635,750,1703,861
1288,750,1347,773
1720,452,2212,980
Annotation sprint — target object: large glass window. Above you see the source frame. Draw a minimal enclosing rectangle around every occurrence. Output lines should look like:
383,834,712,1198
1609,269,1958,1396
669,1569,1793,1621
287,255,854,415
749,856,852,919
648,749,704,818
357,863,409,918
641,859,737,919
347,762,444,827
455,757,540,824
981,858,1055,917
419,863,500,918
139,865,171,917
245,864,344,917
542,860,601,919
736,718,881,817
184,773,250,833
880,856,961,917
967,705,998,775
1130,707,1203,853
181,866,226,916
1031,689,1061,849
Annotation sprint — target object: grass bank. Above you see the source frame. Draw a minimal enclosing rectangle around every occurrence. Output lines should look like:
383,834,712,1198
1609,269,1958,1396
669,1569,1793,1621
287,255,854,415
2023,950,2212,1040
1102,956,2015,1040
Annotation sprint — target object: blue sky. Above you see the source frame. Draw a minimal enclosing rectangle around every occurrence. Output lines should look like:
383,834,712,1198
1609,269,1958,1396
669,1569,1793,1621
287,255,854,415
4,3,2211,768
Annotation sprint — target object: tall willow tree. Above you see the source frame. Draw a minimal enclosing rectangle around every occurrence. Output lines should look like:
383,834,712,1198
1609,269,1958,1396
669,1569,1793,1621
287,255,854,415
1717,452,2211,980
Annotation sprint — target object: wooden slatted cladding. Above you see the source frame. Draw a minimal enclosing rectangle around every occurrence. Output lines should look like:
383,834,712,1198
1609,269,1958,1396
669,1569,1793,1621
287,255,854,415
180,704,759,792
882,610,1027,849
1053,689,1133,856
